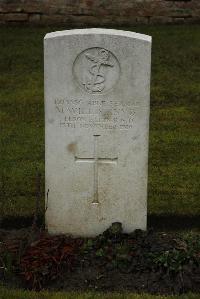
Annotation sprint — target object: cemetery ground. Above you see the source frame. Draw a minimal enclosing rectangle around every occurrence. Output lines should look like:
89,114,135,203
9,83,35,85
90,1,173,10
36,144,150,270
0,289,199,299
0,24,200,297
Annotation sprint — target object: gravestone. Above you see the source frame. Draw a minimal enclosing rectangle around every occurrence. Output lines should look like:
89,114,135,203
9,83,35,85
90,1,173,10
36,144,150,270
44,29,151,237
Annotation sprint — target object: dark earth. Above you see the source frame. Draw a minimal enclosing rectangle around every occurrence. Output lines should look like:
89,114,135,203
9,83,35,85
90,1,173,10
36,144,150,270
0,222,199,295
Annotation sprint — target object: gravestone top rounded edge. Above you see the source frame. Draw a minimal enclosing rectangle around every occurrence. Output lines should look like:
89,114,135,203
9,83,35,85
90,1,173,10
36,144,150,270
44,28,152,43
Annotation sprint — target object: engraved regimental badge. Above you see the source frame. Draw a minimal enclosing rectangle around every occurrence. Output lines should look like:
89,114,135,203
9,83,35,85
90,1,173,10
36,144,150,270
73,47,120,94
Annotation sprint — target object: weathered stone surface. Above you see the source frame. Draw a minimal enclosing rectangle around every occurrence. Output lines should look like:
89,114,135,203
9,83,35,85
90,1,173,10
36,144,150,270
0,0,199,25
150,16,172,24
2,13,28,21
29,13,41,23
185,16,200,23
41,14,68,24
44,29,151,237
172,17,186,24
136,17,149,25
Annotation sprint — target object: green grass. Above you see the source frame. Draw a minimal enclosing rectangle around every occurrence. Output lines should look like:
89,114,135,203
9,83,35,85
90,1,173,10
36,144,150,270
0,25,200,218
0,286,199,299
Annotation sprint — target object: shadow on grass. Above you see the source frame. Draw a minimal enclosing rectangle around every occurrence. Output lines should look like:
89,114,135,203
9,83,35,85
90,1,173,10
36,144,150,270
0,214,200,231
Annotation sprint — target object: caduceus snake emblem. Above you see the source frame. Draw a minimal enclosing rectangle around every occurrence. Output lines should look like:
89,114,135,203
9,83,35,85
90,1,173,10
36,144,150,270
83,49,114,93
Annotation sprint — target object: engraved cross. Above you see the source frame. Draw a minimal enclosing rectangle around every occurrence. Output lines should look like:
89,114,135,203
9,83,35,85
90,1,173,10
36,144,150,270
75,135,118,204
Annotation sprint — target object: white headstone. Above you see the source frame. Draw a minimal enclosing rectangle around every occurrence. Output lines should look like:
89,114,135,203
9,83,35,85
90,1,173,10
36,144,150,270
44,28,151,237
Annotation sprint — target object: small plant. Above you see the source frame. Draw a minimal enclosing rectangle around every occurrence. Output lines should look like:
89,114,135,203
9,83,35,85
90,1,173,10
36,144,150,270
81,239,95,253
20,234,82,290
0,250,15,279
95,248,105,257
148,234,200,274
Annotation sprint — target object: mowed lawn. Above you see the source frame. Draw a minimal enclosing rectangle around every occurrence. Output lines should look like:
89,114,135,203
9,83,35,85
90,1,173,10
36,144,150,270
0,25,200,218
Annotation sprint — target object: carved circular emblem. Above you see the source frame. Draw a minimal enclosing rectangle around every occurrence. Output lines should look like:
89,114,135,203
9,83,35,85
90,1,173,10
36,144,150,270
73,47,120,94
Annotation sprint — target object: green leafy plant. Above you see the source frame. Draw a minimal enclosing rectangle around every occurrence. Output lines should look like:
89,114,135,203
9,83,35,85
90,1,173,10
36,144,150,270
149,243,199,273
0,251,15,279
